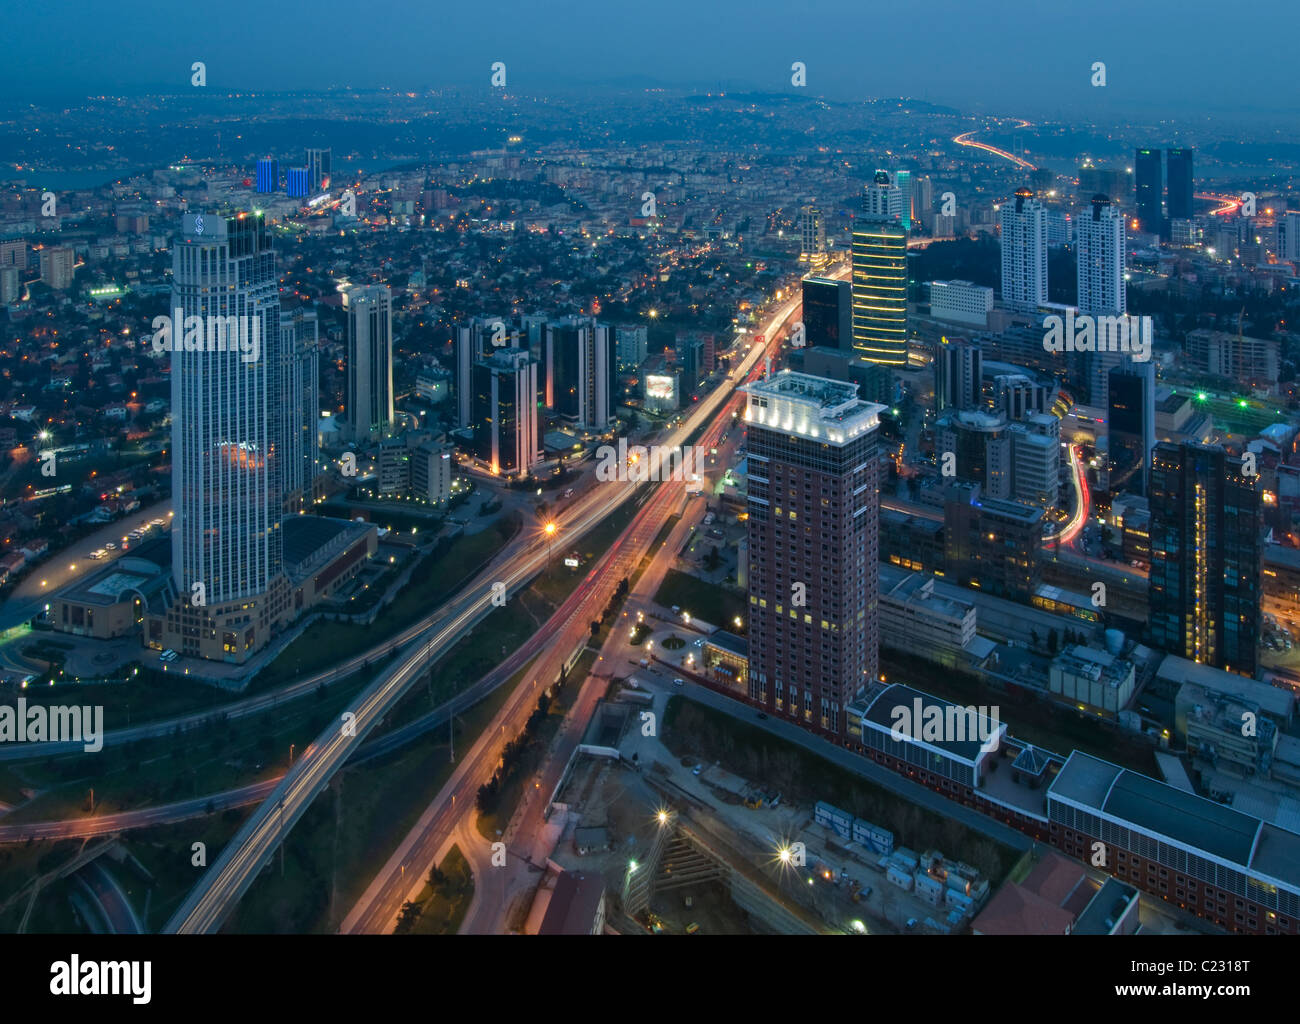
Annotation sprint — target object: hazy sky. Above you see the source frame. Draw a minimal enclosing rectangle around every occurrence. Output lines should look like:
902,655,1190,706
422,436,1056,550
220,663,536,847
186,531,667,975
4,0,1292,120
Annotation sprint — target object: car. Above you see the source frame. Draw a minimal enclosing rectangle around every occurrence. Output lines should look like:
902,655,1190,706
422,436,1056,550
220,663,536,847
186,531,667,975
905,918,918,930
756,712,768,720
88,550,104,560
692,765,702,776
673,678,684,687
159,649,178,663
685,922,700,934
104,542,116,551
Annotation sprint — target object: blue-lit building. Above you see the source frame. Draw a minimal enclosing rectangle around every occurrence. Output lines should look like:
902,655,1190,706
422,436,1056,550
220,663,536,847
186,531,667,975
286,167,311,198
256,157,279,194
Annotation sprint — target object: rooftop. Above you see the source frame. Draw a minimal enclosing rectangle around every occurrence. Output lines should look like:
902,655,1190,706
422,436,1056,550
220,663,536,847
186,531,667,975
741,370,884,446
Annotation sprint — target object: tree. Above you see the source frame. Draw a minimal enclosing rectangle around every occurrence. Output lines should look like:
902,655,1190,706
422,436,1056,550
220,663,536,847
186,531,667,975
1047,630,1059,656
1030,629,1040,650
394,901,421,934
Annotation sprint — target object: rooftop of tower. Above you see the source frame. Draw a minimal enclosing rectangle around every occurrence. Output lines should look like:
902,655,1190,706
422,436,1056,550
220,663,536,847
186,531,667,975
741,369,884,445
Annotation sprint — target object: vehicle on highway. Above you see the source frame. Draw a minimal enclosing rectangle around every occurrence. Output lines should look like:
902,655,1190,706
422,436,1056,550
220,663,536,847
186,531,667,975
104,542,116,551
673,678,684,687
692,764,702,776
88,549,105,559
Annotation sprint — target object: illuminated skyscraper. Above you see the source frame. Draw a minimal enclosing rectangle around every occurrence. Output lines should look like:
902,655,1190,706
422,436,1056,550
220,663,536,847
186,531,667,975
863,170,904,222
1148,443,1261,676
851,217,909,366
742,371,884,737
306,147,332,191
799,204,825,262
1135,148,1162,234
1166,148,1194,223
894,170,912,231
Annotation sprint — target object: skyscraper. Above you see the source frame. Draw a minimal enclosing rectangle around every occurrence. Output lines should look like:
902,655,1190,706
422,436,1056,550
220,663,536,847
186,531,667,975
545,315,613,429
1077,194,1129,407
281,305,320,511
863,170,904,222
934,335,983,413
799,204,825,262
851,217,909,366
346,285,394,443
801,276,851,350
1134,148,1162,234
1107,360,1155,497
999,188,1048,311
1148,443,1261,676
286,167,310,198
1166,148,1194,223
166,211,285,661
456,316,518,428
471,347,540,477
306,147,332,192
742,371,884,737
256,157,279,194
894,170,912,231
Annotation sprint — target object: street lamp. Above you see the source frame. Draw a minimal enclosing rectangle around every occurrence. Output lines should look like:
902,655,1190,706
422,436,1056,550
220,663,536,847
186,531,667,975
544,521,557,565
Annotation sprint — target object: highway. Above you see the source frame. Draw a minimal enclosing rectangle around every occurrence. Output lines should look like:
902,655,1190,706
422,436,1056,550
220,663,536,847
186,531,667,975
164,277,813,934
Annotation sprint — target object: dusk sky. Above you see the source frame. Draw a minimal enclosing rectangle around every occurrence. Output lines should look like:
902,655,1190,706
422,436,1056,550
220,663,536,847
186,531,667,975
4,0,1293,121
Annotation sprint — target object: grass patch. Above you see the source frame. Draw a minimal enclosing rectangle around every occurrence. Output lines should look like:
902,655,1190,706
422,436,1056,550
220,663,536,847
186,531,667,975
398,844,475,935
653,568,745,628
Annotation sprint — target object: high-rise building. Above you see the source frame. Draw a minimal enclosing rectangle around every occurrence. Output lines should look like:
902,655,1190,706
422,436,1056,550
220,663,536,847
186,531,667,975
39,246,76,290
165,212,286,662
456,316,519,428
935,335,983,413
286,167,310,198
0,266,19,305
545,315,614,429
615,324,648,369
1134,148,1163,234
799,205,825,261
863,170,904,222
929,280,993,327
801,276,851,350
1107,361,1155,497
1166,148,1194,223
346,285,394,443
999,188,1048,311
851,217,908,366
1277,210,1300,262
741,371,884,737
894,170,912,231
306,147,332,192
256,157,279,194
1148,443,1262,676
913,176,934,232
471,347,540,477
281,306,320,511
1077,195,1126,317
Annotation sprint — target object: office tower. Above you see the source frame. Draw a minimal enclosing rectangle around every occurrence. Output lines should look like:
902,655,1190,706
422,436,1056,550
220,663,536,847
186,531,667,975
0,239,26,267
1078,164,1127,201
1278,210,1300,262
799,205,825,260
741,371,884,737
678,335,704,392
863,170,904,222
801,276,851,350
256,157,279,193
306,147,332,191
545,315,613,429
167,212,284,658
943,483,1044,602
938,408,1005,486
1134,148,1163,234
1166,148,1194,223
1077,195,1126,317
471,347,540,477
281,306,320,511
988,424,1059,506
999,188,1049,311
851,217,909,366
615,324,648,369
286,167,310,198
913,176,933,231
346,285,394,443
1107,361,1155,497
1148,443,1262,676
456,316,518,428
934,335,983,413
39,246,75,289
894,170,912,231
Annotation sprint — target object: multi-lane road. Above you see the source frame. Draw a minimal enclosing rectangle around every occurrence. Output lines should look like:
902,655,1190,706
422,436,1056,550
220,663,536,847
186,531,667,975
165,278,813,934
